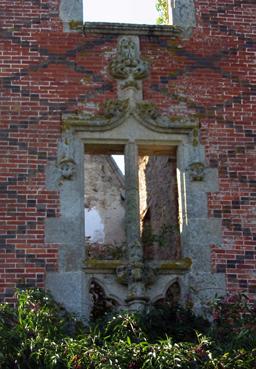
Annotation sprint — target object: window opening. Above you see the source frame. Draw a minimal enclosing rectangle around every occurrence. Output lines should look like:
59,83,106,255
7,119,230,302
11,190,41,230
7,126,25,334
83,0,160,24
89,280,118,321
84,143,180,263
82,140,186,313
154,282,181,307
112,155,125,175
84,146,126,261
138,148,180,261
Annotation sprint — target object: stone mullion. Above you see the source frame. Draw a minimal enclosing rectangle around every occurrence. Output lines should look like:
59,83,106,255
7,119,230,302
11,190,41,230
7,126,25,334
125,142,141,258
124,141,146,309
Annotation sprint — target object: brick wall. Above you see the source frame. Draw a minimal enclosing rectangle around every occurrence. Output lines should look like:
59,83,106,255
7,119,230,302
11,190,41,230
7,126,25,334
0,0,255,302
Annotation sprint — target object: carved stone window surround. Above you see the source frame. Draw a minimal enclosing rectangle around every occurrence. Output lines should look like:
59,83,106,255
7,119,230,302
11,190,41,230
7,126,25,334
60,113,197,311
45,34,225,320
46,111,225,319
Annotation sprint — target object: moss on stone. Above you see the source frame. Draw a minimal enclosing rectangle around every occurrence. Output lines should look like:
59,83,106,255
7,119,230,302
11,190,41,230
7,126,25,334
192,127,199,146
85,259,123,270
68,20,83,30
159,257,192,270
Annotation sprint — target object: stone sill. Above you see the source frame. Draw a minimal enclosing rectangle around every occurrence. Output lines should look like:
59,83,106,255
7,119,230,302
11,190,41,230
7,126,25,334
85,259,122,271
157,258,192,271
83,22,182,37
84,257,191,273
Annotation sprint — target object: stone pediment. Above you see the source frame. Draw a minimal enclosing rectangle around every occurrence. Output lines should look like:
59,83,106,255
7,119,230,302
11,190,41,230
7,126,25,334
62,35,198,136
62,98,198,134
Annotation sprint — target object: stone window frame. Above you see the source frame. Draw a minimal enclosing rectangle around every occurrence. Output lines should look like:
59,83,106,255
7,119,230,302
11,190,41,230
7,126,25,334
45,104,224,319
77,131,197,309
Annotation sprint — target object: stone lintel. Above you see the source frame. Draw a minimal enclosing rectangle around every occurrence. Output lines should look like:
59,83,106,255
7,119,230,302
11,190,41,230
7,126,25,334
83,22,182,37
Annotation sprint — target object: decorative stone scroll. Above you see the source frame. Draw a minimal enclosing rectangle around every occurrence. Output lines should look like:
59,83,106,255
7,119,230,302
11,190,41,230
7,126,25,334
63,99,197,134
135,101,197,132
102,99,129,119
62,99,129,132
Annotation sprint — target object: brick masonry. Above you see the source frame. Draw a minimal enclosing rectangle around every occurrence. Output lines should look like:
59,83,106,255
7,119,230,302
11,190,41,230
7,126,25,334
0,0,255,303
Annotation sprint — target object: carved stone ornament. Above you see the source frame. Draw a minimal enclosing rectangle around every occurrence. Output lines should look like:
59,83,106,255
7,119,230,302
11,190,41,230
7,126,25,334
57,133,76,180
135,101,198,132
116,263,156,286
108,36,149,90
63,99,198,133
188,162,205,181
102,98,129,120
63,35,198,135
62,98,129,132
58,158,76,180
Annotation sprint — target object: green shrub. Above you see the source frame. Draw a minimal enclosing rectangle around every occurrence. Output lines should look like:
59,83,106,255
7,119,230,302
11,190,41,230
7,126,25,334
0,289,255,369
0,289,85,368
210,293,256,351
140,304,210,342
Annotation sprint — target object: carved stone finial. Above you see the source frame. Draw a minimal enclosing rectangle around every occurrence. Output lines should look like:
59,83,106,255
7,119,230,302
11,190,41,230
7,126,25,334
108,36,149,91
188,162,205,181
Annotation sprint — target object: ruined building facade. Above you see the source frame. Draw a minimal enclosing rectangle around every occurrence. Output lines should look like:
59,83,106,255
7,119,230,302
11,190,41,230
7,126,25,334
1,0,256,319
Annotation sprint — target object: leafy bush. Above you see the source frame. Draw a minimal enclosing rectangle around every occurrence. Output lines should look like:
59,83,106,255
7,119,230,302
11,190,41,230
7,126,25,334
0,289,256,368
140,304,210,342
210,293,256,351
0,289,85,368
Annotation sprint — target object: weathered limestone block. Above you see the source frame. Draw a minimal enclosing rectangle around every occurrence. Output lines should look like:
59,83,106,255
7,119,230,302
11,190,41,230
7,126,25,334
59,0,83,31
170,0,196,30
